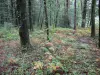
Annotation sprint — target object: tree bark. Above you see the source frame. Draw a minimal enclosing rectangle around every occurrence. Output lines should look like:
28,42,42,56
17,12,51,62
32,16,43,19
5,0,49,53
65,0,71,28
91,0,96,37
38,0,43,28
74,0,76,30
81,0,87,28
43,0,49,41
80,0,83,12
11,0,14,24
98,0,100,48
28,0,33,31
66,0,69,13
49,0,52,26
17,0,31,48
55,0,60,27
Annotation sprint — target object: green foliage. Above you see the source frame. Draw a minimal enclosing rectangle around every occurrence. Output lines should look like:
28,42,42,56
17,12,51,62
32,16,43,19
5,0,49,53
0,27,19,41
36,69,43,75
42,47,49,52
50,28,56,35
63,38,76,43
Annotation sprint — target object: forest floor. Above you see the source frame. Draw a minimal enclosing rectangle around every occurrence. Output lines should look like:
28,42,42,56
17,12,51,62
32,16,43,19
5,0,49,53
0,27,100,75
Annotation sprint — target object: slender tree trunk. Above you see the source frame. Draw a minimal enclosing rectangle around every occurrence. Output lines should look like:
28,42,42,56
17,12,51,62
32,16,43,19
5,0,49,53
66,0,69,13
38,6,42,26
91,0,96,37
64,0,70,28
11,0,14,24
28,0,33,31
80,0,83,19
55,0,60,27
16,0,21,26
80,0,83,12
87,9,91,27
98,0,100,48
40,9,45,29
81,0,87,28
43,0,49,40
40,16,44,29
17,0,31,48
38,0,42,27
49,0,52,26
74,0,76,30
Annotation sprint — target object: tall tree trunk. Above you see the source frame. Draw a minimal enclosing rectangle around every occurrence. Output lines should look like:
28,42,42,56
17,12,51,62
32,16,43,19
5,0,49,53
11,0,14,24
38,6,42,26
81,0,87,28
40,9,45,29
80,0,83,12
49,0,52,26
43,0,49,40
28,0,33,31
38,1,41,24
17,0,31,48
40,15,44,29
98,0,100,48
66,0,69,13
55,0,60,27
64,0,70,28
80,0,83,18
74,0,76,30
16,0,21,26
91,0,96,37
87,9,91,27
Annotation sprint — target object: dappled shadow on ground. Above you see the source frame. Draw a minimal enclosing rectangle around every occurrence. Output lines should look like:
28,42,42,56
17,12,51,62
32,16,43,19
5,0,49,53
0,28,100,74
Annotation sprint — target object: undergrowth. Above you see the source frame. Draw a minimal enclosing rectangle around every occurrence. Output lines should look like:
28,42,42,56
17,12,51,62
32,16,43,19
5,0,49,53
0,27,99,75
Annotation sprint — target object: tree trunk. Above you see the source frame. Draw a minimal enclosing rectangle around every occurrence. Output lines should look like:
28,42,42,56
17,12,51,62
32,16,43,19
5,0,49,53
17,0,31,48
87,9,91,27
11,0,14,24
43,0,49,41
55,0,60,27
28,0,33,31
80,0,83,19
16,0,21,26
66,0,69,13
74,0,76,30
91,0,96,37
81,0,87,28
64,0,71,28
98,0,100,48
80,0,83,12
49,0,52,26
